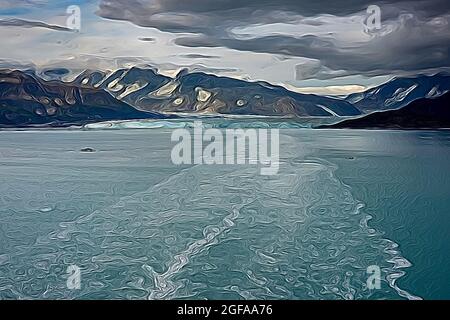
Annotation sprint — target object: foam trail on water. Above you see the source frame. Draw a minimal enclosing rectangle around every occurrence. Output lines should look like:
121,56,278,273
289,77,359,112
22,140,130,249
147,203,245,300
326,158,422,301
384,241,423,300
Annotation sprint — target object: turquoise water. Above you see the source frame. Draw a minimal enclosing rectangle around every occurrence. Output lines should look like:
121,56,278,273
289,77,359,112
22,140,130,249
0,126,449,299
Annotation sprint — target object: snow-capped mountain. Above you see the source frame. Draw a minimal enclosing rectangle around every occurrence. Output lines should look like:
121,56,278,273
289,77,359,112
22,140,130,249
0,69,165,127
346,73,450,113
69,67,361,117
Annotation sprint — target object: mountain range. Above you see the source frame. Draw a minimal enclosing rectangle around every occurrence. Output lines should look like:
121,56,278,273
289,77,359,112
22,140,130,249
0,69,165,128
346,73,450,113
320,91,450,129
0,67,449,128
69,67,361,117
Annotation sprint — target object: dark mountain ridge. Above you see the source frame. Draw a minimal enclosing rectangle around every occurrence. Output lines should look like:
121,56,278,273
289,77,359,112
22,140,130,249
0,69,164,127
346,73,450,113
47,66,362,117
322,91,450,129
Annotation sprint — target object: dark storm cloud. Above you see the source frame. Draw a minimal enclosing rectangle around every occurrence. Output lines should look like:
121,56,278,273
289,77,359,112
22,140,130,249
97,0,450,23
97,0,379,33
175,14,450,79
97,0,450,78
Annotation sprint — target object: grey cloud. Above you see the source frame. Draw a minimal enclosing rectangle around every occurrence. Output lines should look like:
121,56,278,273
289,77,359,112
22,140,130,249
175,14,450,79
97,0,450,78
0,18,73,32
0,0,45,9
98,0,450,20
190,66,240,74
0,58,36,70
97,0,381,34
138,37,156,42
179,54,220,59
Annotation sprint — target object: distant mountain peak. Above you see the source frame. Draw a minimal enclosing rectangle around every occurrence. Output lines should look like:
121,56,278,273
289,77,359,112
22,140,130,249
347,73,450,113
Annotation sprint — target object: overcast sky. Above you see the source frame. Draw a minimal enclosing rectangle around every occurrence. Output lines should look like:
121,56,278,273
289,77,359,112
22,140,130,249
0,0,449,95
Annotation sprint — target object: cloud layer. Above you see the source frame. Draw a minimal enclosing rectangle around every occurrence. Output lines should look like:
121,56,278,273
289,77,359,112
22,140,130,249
97,0,450,79
0,18,73,31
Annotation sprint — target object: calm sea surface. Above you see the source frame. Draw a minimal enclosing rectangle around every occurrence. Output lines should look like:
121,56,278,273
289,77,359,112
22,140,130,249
0,125,449,299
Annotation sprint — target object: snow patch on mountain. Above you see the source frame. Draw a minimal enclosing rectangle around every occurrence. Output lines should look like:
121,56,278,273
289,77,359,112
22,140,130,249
385,84,418,107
